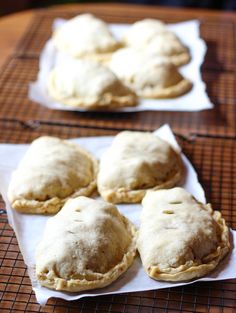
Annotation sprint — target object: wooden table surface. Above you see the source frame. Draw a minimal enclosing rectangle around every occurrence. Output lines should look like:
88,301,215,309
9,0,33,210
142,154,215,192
0,3,236,313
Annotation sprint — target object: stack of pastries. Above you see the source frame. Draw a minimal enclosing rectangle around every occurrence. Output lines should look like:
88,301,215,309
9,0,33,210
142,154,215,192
7,132,230,292
47,14,193,109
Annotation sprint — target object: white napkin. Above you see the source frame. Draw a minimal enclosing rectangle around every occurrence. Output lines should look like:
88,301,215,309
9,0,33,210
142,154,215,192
29,20,213,112
0,125,234,306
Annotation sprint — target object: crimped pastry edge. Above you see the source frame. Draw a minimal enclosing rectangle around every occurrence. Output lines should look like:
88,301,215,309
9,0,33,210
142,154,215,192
98,152,184,204
9,139,99,214
145,205,230,282
168,52,191,67
36,216,137,292
137,78,193,99
47,70,138,109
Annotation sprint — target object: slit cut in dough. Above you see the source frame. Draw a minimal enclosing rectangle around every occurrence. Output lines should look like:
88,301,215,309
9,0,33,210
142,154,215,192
53,14,120,61
138,187,230,281
97,131,183,204
36,196,137,292
109,48,192,99
47,60,137,109
8,136,98,214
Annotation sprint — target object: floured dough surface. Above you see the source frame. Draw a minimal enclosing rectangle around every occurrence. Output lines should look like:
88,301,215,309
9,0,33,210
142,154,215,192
145,32,190,66
53,14,119,59
47,59,137,109
109,48,192,98
97,131,183,203
122,18,168,47
138,187,230,281
36,196,137,292
122,18,190,66
8,136,98,214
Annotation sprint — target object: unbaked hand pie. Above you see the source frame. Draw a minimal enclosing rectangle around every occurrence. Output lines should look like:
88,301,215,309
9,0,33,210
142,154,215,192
8,136,98,214
122,18,190,66
145,32,190,67
109,48,192,98
97,131,183,203
36,196,137,292
47,59,137,109
122,18,168,47
138,187,230,281
53,14,120,61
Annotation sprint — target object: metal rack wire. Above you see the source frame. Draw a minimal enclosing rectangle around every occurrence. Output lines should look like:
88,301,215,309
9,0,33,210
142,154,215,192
0,120,236,312
15,9,236,72
0,57,235,137
0,6,236,312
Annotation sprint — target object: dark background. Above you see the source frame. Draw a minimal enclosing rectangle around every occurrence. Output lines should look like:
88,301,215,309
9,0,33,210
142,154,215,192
0,0,236,16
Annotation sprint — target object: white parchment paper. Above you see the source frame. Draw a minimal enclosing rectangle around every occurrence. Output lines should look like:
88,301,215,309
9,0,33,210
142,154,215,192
0,125,235,306
29,20,213,112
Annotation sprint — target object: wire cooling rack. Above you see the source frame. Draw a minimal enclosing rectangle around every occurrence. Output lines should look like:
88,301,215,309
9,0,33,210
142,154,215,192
0,121,236,312
0,7,235,137
0,4,236,312
0,58,235,137
15,7,236,72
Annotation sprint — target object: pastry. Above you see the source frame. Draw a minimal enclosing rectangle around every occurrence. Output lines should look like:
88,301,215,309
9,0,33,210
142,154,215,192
53,14,120,61
8,136,98,214
109,48,192,98
122,18,168,47
36,196,137,292
97,131,183,203
145,32,190,66
122,18,190,66
47,59,137,109
138,187,230,281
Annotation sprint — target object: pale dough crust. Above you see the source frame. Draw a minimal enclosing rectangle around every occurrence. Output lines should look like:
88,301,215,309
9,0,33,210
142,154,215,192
138,188,230,281
122,18,168,47
53,14,120,59
8,136,98,214
145,32,191,67
122,19,190,66
109,48,192,99
36,197,137,292
47,59,137,109
97,131,184,204
166,53,190,67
